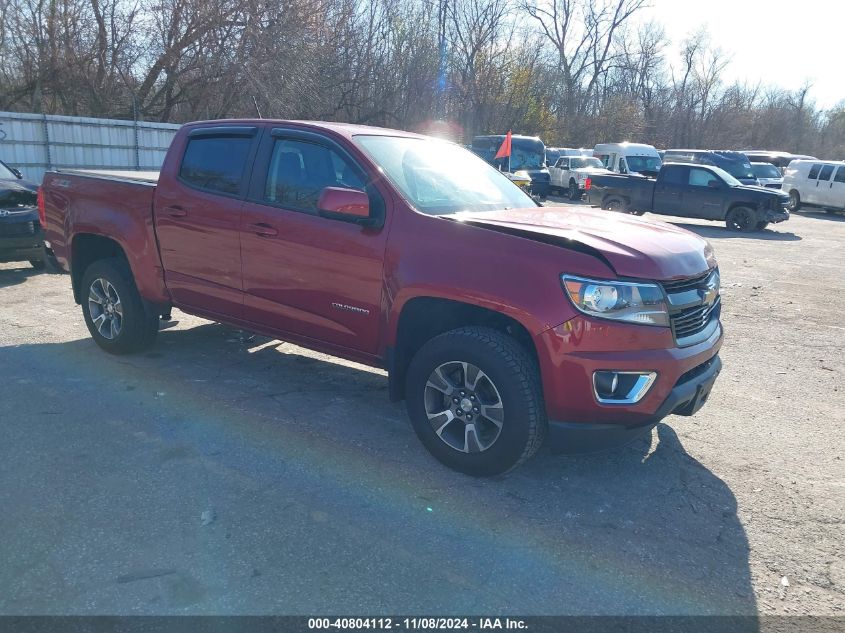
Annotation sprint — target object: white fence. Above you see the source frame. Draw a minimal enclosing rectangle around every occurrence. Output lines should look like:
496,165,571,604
0,111,181,183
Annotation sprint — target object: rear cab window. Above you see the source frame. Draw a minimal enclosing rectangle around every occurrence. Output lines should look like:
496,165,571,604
179,128,257,195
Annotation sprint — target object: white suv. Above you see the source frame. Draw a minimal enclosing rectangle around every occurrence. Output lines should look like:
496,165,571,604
783,160,845,214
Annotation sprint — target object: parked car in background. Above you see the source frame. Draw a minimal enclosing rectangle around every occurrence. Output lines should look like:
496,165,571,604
750,162,784,189
593,143,662,177
549,155,610,200
663,149,758,185
782,160,845,214
742,151,817,174
586,162,790,231
471,134,550,197
40,119,724,475
1,159,45,268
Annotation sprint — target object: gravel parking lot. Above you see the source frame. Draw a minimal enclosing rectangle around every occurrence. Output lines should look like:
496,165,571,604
0,205,842,616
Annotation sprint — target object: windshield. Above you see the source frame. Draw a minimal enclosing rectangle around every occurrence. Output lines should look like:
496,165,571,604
719,159,755,180
751,163,781,179
570,157,603,169
0,161,17,179
509,142,545,170
709,165,742,187
626,155,662,173
355,135,536,215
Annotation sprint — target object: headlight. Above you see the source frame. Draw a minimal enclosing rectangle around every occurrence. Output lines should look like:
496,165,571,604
562,275,670,327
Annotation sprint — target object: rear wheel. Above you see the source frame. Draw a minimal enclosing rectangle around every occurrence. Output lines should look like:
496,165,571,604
788,190,801,211
405,326,547,476
726,206,757,232
81,259,159,354
568,181,580,201
603,198,625,212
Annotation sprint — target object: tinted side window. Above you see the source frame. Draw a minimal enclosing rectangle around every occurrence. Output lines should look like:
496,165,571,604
818,164,835,181
661,165,686,185
689,168,719,187
264,139,365,214
834,167,845,184
807,164,822,179
179,136,252,195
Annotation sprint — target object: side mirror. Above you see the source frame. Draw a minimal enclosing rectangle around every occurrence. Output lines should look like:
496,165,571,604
317,187,372,224
707,179,721,189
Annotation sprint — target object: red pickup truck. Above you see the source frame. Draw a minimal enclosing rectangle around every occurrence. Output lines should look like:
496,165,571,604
40,119,723,475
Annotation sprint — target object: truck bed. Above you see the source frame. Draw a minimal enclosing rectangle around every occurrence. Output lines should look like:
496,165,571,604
58,169,160,184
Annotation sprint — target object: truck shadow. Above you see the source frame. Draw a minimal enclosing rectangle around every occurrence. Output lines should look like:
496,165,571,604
671,223,801,242
2,321,756,617
0,264,42,288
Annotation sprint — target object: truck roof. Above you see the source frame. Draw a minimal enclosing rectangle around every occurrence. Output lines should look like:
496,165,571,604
183,118,426,140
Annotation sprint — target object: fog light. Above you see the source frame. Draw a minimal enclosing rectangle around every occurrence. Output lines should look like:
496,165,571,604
593,371,657,404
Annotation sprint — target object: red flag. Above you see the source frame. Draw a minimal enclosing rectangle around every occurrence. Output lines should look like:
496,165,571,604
494,131,512,159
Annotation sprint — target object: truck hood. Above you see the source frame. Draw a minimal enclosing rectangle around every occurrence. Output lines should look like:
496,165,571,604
451,206,716,280
0,179,38,208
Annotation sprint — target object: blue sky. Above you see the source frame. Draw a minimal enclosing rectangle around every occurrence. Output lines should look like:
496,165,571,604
641,0,842,109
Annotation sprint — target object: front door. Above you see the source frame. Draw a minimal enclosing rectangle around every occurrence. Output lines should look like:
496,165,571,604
239,129,389,355
153,126,261,319
682,167,725,219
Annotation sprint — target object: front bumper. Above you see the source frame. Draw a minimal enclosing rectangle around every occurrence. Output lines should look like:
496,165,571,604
762,206,789,224
548,355,721,453
0,225,44,263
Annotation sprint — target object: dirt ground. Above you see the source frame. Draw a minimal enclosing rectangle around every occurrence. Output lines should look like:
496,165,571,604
0,205,842,617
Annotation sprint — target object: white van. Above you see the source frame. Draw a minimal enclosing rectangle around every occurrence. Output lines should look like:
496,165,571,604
782,160,845,213
593,142,662,177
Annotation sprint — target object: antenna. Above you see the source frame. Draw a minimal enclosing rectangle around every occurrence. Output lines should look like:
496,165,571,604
252,96,262,119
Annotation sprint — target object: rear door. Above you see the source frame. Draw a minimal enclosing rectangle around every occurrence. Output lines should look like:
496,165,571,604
238,127,390,355
831,166,845,210
803,163,823,204
652,165,688,215
153,126,261,319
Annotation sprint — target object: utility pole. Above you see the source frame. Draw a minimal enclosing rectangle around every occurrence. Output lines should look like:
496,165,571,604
437,0,448,120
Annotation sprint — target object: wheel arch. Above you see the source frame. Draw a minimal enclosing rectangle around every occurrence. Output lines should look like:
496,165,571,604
70,233,129,304
386,296,540,402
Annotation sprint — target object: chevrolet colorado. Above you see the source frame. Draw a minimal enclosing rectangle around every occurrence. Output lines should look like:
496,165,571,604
41,120,723,475
586,163,790,231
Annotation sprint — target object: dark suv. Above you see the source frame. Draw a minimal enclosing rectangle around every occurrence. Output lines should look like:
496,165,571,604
663,150,759,186
0,159,45,269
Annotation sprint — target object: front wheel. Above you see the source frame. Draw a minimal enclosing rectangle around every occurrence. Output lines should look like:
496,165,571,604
81,259,159,354
29,259,46,270
405,327,547,476
726,206,757,232
788,190,801,211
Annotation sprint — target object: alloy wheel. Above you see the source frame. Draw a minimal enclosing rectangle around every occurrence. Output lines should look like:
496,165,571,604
88,278,123,339
423,361,504,453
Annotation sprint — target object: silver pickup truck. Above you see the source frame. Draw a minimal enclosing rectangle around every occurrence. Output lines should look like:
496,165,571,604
549,156,611,200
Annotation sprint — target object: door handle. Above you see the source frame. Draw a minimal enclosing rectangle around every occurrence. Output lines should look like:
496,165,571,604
248,222,278,237
164,205,187,218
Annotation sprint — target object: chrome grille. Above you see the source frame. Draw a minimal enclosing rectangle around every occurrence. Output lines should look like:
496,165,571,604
661,269,721,345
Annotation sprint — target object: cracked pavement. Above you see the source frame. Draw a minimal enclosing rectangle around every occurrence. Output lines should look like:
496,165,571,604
0,206,842,616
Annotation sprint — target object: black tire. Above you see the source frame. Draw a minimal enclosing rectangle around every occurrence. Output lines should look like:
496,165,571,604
568,180,580,201
755,221,769,231
29,259,46,270
788,190,801,211
603,198,626,212
81,258,159,354
405,326,547,476
726,206,757,232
